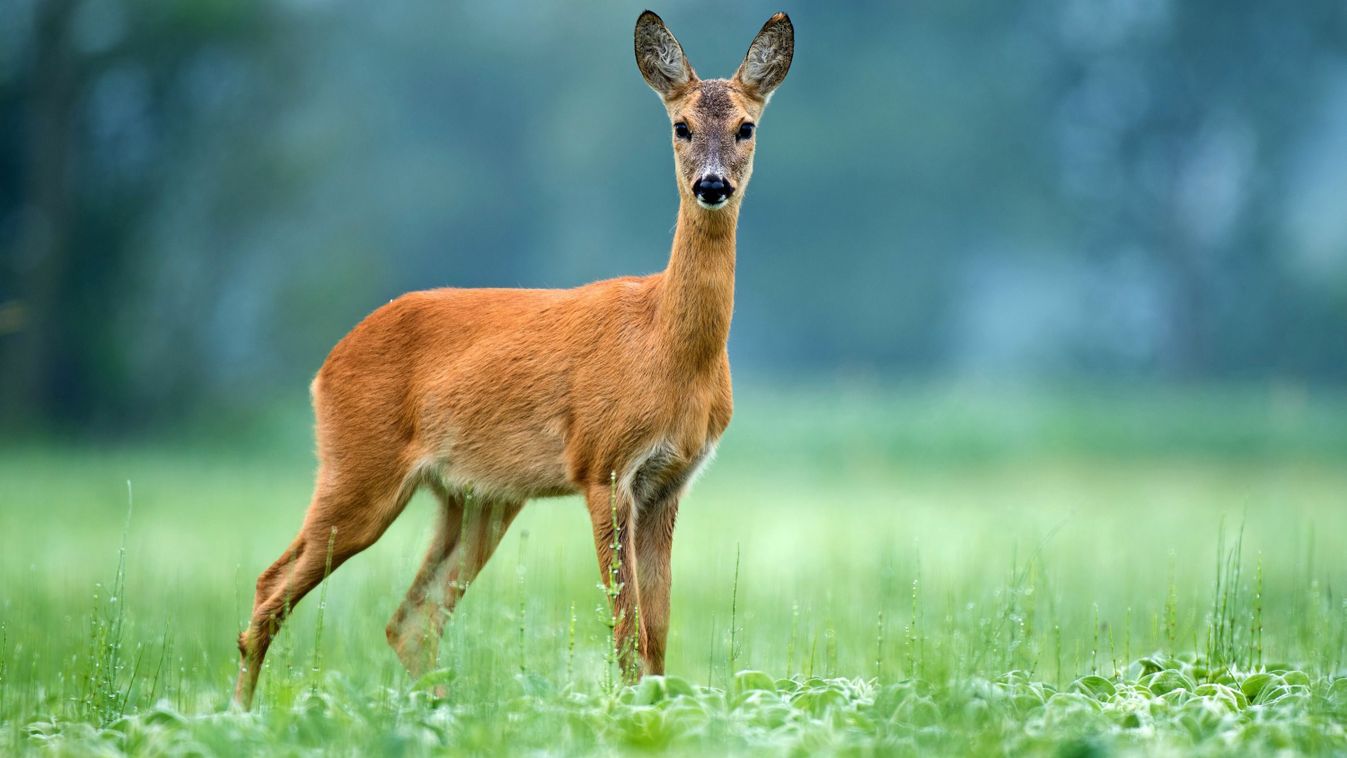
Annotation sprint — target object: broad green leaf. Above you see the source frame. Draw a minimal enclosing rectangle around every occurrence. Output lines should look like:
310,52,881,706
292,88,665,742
1070,675,1116,700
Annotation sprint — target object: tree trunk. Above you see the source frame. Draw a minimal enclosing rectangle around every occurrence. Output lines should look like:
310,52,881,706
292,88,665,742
1,0,79,427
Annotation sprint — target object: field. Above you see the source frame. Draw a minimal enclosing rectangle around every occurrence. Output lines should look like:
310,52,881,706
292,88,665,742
2,385,1346,755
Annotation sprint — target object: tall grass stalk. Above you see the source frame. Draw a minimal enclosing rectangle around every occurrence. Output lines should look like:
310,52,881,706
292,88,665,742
1251,554,1264,669
873,610,885,680
728,545,741,679
1206,523,1246,672
146,621,171,705
1123,607,1132,672
516,528,529,675
826,624,838,677
1053,624,1062,689
310,527,337,686
1091,604,1099,675
907,573,922,679
566,601,576,685
82,483,133,725
806,626,817,679
0,622,7,718
706,612,717,687
601,471,623,691
1165,554,1178,647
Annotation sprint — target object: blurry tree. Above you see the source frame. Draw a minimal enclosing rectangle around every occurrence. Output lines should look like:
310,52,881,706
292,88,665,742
1,1,1344,435
0,0,295,428
1046,0,1347,377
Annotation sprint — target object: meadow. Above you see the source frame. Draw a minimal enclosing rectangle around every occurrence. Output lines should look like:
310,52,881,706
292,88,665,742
2,384,1346,755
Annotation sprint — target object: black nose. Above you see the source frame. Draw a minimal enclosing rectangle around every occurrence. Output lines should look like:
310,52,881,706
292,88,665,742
693,175,734,204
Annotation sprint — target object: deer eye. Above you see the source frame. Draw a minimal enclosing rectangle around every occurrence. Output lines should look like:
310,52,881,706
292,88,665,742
736,122,755,141
674,122,691,140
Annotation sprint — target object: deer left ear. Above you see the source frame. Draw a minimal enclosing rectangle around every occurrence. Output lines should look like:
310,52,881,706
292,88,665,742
734,12,794,102
635,11,697,100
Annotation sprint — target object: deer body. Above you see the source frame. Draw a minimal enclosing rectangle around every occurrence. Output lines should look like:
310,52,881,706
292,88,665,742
319,222,734,506
234,10,792,709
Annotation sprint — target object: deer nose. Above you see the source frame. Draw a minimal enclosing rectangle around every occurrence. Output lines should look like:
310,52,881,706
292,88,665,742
693,175,734,205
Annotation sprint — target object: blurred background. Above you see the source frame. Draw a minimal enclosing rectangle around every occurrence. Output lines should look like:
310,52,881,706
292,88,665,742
3,4,1347,740
3,0,1345,436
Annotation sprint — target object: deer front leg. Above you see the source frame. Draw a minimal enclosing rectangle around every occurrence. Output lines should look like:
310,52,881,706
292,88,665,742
634,496,679,676
585,481,643,683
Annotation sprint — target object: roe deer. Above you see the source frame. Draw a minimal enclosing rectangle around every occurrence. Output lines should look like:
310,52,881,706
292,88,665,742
234,10,793,709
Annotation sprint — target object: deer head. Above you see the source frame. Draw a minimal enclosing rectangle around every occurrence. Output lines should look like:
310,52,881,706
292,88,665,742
635,11,794,210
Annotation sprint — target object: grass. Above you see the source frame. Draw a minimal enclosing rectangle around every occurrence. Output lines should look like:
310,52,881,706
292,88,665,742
1,384,1346,754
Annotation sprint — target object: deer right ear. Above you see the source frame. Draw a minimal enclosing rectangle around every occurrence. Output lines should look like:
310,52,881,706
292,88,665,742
734,12,794,102
635,11,696,99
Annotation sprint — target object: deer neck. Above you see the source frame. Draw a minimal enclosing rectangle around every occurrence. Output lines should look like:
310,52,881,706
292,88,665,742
656,200,738,371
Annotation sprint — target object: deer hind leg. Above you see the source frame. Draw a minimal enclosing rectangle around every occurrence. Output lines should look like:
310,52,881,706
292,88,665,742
384,484,465,678
386,490,523,681
233,465,416,710
251,536,303,610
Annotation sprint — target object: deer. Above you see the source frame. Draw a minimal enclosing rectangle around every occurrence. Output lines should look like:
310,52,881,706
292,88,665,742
233,10,794,709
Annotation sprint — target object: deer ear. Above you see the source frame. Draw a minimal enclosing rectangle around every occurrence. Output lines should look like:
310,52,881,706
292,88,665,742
635,11,696,99
734,12,794,102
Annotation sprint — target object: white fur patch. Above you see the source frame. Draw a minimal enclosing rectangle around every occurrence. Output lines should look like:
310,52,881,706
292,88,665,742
619,441,676,507
651,40,687,84
683,440,719,493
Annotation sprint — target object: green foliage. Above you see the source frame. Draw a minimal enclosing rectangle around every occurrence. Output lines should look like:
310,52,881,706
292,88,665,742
12,665,1347,755
3,393,1347,753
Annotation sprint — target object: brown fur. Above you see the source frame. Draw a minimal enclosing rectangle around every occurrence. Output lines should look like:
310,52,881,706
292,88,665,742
233,10,793,709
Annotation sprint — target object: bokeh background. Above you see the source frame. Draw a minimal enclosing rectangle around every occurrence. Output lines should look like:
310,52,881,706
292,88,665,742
3,0,1346,434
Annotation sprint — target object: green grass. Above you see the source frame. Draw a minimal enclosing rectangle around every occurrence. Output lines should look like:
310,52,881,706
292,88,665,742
2,385,1346,754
